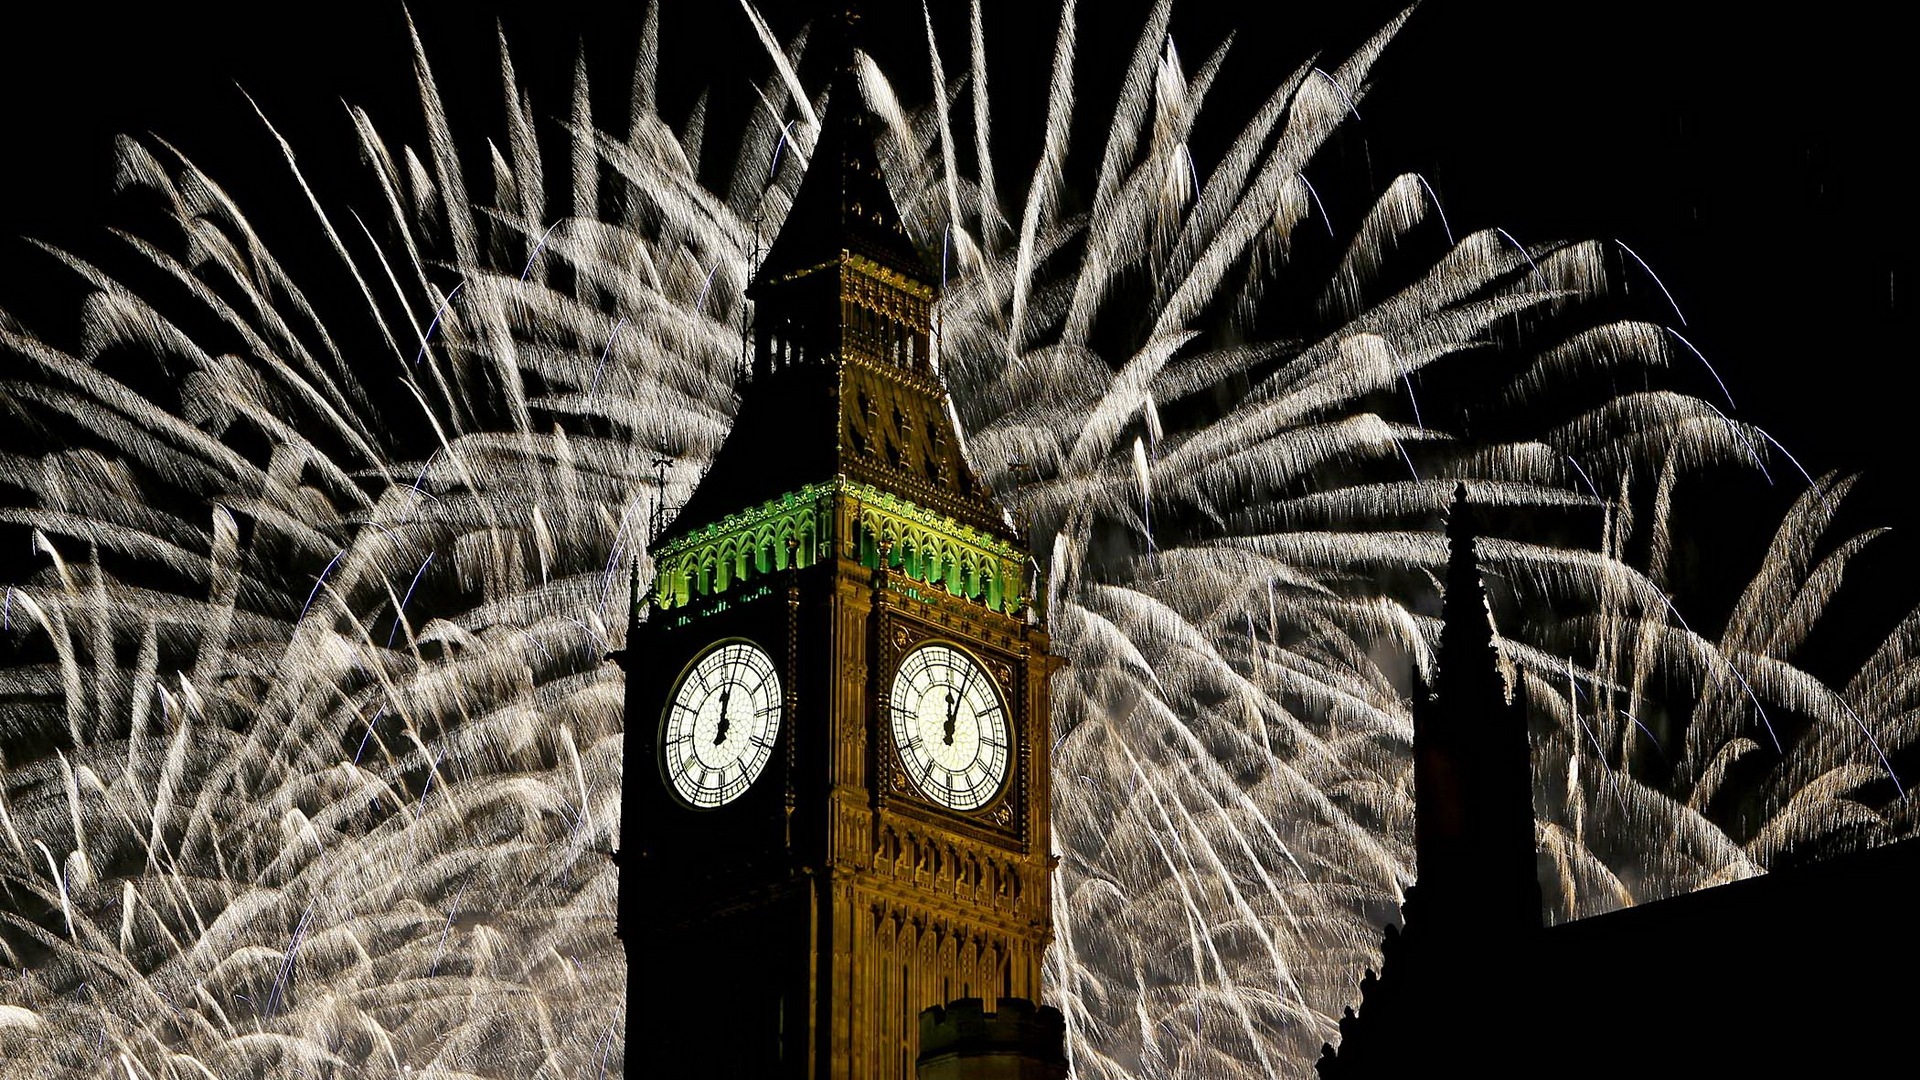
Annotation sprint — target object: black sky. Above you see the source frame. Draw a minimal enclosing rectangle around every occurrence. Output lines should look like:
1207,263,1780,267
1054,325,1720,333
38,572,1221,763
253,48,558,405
1,1,1912,648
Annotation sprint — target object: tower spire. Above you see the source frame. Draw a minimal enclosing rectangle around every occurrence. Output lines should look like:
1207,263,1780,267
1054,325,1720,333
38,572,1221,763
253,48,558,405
1413,484,1539,934
829,2,863,75
749,8,927,297
1316,486,1540,1076
660,15,996,549
621,16,1057,1057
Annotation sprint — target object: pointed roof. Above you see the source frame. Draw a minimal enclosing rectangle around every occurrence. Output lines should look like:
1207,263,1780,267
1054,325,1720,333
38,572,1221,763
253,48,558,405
1434,484,1503,709
651,9,1014,564
1411,483,1539,930
751,36,930,291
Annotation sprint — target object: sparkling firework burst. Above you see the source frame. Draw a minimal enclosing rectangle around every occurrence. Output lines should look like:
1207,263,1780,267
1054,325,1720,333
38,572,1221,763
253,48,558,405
2,3,1915,1077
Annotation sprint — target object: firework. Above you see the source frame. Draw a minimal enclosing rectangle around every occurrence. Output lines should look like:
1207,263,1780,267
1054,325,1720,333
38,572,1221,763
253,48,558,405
1,4,1912,1077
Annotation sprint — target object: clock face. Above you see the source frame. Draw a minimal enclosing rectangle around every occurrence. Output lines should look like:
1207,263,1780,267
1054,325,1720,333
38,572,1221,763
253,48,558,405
661,640,782,808
889,643,1010,811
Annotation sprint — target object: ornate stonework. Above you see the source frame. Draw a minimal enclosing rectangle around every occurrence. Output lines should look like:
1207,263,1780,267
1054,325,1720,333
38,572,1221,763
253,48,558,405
621,47,1057,1078
652,477,1028,617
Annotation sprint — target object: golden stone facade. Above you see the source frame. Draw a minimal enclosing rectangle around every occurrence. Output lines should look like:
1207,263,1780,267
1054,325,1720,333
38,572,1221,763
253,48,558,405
619,60,1056,1077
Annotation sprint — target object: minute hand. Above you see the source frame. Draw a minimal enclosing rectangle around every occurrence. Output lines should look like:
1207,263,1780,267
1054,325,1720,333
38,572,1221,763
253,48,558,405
944,662,980,745
954,658,981,703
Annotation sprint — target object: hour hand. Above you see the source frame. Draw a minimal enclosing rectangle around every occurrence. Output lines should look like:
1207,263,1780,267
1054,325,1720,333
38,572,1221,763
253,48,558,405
714,685,733,745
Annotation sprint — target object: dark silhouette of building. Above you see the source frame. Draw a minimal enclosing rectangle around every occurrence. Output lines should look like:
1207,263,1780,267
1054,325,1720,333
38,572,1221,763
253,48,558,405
916,998,1069,1080
1318,486,1920,1077
612,12,1065,1077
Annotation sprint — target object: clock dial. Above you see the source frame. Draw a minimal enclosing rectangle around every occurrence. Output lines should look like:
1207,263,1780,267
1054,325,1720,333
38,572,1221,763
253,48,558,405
890,643,1010,811
662,641,782,808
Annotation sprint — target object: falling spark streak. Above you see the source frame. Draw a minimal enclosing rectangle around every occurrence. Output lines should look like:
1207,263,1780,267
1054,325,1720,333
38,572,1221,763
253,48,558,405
1619,710,1666,761
1565,663,1610,762
595,1020,620,1080
1741,679,1784,754
1561,662,1634,821
418,748,447,812
427,889,467,978
1412,173,1455,245
769,118,799,178
1496,226,1541,277
692,264,721,314
298,549,346,621
599,497,648,609
1664,326,1736,410
1617,575,1778,760
563,616,610,653
1565,454,1601,500
387,551,436,647
0,7,1914,1079
412,281,466,366
1616,238,1689,325
1312,66,1362,120
406,451,436,496
1390,431,1420,479
1398,357,1425,431
263,903,316,1020
1700,399,1773,483
1299,174,1336,238
1754,426,1832,513
522,630,556,665
353,709,381,765
1838,698,1906,799
590,316,627,394
519,221,563,281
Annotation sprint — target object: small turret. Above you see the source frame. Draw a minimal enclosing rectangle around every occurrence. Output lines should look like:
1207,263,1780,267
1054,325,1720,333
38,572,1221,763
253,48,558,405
917,998,1068,1080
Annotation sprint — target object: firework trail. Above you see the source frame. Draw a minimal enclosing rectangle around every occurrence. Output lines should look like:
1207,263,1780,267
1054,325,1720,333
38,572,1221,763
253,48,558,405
1,3,1914,1076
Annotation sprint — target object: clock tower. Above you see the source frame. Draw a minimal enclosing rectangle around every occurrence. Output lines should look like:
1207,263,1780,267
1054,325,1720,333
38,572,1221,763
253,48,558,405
616,37,1058,1079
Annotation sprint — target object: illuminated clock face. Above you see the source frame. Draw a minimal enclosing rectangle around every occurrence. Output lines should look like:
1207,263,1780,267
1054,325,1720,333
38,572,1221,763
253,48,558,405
890,643,1010,811
662,641,782,808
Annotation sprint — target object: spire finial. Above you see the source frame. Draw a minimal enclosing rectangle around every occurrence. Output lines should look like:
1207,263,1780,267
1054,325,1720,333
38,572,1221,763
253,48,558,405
1436,482,1504,709
628,557,641,630
1444,483,1478,593
830,3,863,77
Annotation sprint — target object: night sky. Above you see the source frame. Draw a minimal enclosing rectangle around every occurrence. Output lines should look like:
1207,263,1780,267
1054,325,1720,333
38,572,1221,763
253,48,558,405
0,3,1914,1068
2,1,1910,661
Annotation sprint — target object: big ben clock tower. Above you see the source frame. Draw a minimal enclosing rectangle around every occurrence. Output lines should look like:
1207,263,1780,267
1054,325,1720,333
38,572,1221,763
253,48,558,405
616,26,1058,1078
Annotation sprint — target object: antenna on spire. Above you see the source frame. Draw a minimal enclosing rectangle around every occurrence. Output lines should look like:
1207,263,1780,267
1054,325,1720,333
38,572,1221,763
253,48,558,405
830,2,863,76
627,557,642,639
649,454,676,544
742,211,766,384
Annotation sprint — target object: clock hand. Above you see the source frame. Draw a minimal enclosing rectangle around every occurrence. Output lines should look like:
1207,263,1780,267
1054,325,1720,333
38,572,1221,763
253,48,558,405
955,660,979,701
945,660,983,746
714,683,733,746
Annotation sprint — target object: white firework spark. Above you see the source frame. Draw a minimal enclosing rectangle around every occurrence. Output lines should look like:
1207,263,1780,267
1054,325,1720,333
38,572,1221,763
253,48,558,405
1,4,1913,1078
